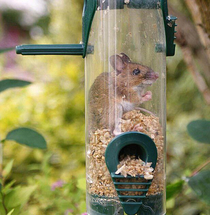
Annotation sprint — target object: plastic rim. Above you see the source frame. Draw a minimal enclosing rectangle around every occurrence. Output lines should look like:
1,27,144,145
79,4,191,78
105,131,158,172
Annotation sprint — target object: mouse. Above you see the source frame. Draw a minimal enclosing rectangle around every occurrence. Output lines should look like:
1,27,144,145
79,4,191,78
88,53,159,135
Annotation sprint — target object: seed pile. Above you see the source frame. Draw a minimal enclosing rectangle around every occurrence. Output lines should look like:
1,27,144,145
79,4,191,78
87,110,164,197
116,155,154,180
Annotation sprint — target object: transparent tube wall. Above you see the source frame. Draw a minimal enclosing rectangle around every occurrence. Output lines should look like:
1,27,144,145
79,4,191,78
85,3,166,215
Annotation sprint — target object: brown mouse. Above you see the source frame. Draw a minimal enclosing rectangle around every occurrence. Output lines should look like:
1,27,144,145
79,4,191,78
88,53,159,135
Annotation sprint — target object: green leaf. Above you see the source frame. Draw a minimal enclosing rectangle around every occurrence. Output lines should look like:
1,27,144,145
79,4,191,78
0,79,31,93
188,170,210,204
5,128,47,149
166,180,184,200
7,209,14,215
3,160,14,178
187,120,210,144
77,177,86,191
0,204,6,215
4,185,37,208
3,180,16,193
0,47,15,54
79,200,86,213
7,207,20,215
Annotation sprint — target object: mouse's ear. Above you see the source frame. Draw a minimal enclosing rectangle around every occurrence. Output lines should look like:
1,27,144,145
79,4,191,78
119,53,131,63
110,55,125,75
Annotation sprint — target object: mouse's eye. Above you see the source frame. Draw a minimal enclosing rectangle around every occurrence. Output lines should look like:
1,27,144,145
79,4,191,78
133,68,141,75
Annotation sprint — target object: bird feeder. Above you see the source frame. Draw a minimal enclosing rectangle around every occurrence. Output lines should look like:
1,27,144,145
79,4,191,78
16,0,176,214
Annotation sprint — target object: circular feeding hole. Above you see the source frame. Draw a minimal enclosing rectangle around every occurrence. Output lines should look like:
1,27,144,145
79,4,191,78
118,144,147,162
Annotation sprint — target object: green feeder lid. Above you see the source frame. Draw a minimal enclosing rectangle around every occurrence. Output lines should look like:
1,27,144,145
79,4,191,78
16,0,176,57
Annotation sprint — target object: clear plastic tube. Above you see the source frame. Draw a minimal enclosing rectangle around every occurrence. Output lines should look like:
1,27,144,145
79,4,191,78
86,3,166,215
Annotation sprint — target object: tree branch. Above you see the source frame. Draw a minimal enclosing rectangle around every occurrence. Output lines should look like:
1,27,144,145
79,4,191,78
168,3,210,104
185,0,210,60
190,158,210,177
196,0,210,38
181,47,210,104
1,192,8,214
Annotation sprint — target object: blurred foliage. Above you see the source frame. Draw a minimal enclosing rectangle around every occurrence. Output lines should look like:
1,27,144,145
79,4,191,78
0,0,209,214
0,48,15,54
166,180,184,201
187,120,210,144
5,127,47,149
0,79,31,93
188,170,210,205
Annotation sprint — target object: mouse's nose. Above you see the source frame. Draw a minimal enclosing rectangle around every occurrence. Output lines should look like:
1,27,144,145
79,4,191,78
145,71,159,80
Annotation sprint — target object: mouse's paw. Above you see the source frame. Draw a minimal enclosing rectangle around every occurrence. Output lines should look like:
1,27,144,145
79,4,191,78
142,91,152,102
132,124,144,132
113,129,122,136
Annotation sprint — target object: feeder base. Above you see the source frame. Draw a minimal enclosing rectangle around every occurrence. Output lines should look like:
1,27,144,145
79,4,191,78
87,193,165,215
87,193,123,215
137,193,165,215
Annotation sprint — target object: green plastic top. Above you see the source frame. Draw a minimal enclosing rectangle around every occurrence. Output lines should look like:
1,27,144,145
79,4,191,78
16,0,176,57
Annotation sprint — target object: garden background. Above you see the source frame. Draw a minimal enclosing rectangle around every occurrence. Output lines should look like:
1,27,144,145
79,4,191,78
0,0,209,214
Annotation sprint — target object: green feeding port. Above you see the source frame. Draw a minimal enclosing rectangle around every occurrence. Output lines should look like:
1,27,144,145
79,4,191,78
105,132,158,215
16,0,176,57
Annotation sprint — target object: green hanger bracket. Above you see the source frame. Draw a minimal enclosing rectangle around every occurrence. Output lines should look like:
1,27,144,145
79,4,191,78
105,132,158,215
82,0,97,57
16,44,93,56
16,0,97,58
161,0,177,56
16,0,176,57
